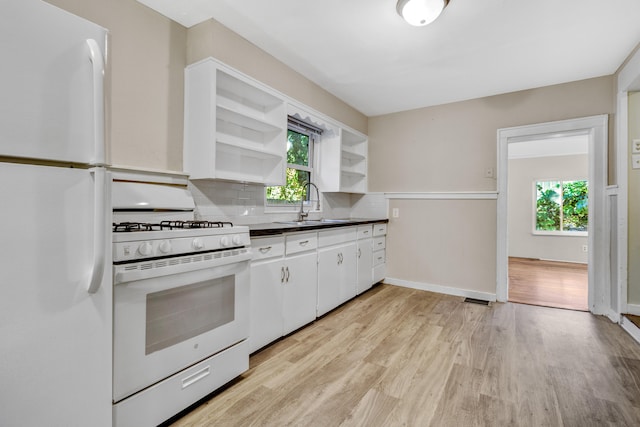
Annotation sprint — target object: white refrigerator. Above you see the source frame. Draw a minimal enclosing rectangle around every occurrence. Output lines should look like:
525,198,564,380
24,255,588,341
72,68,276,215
0,1,112,425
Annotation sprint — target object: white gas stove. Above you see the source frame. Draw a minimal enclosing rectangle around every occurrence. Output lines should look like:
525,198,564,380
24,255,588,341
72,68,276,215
111,180,251,427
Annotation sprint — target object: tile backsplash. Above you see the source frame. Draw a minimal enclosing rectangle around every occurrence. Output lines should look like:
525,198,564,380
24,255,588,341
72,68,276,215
189,180,387,225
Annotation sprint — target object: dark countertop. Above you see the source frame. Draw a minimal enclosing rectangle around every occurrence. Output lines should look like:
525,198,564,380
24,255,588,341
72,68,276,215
248,218,389,237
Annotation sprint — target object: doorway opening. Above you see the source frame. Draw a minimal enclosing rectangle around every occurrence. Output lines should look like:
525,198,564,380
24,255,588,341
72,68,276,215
506,135,589,310
496,115,609,316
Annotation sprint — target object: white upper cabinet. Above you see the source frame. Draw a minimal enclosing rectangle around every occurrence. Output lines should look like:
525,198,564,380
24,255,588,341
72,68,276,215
184,58,287,185
184,57,368,191
316,126,368,194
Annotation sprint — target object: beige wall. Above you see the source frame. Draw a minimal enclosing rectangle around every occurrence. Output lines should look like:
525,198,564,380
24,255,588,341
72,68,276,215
369,76,613,192
370,77,614,296
45,1,367,172
628,92,640,304
186,20,367,135
46,0,187,172
508,154,588,264
386,199,497,295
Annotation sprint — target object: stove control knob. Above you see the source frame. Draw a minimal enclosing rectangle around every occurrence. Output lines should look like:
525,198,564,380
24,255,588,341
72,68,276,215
192,238,204,250
232,235,243,246
138,242,153,257
220,236,231,247
159,240,172,254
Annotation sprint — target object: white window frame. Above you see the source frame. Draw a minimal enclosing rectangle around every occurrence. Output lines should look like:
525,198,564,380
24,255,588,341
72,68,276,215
264,121,320,212
532,178,588,237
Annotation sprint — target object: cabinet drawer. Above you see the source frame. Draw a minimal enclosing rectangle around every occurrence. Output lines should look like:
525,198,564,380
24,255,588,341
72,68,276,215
373,249,386,266
113,340,248,427
251,236,285,261
373,263,386,284
286,231,318,255
357,225,373,239
318,227,357,247
373,223,387,236
373,236,386,251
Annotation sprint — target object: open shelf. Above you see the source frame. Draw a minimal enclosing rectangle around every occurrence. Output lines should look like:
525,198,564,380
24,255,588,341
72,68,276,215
184,58,287,184
216,105,283,134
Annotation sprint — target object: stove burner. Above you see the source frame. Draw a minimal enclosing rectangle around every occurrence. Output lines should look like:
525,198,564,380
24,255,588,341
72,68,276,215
113,222,154,232
160,220,234,229
112,221,235,232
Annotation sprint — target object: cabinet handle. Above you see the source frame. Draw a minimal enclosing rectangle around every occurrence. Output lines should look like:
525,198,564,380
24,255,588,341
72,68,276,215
299,240,309,246
358,248,361,258
259,246,272,253
378,242,383,246
281,266,285,283
285,266,290,282
181,366,210,389
363,230,369,234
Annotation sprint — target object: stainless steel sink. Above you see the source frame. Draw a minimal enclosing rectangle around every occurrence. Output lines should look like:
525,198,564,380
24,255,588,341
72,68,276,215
275,221,316,226
275,219,353,226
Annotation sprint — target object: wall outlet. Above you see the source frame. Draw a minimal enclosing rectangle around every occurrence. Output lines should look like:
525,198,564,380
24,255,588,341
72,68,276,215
484,167,495,178
392,208,399,218
633,154,640,169
633,139,640,154
582,245,588,253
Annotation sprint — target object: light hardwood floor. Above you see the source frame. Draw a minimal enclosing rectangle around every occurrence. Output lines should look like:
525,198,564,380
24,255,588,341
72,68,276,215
168,284,640,427
508,257,588,311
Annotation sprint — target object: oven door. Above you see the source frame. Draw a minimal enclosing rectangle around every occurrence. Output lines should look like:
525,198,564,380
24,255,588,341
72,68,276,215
112,249,250,402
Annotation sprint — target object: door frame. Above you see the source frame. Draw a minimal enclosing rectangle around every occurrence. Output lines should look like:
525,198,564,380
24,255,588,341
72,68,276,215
496,115,609,316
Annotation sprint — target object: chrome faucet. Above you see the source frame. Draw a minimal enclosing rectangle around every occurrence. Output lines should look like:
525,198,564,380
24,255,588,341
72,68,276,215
298,182,320,222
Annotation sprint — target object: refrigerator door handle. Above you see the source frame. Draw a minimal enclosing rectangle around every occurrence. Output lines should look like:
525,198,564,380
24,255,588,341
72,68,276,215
87,167,106,294
86,39,106,166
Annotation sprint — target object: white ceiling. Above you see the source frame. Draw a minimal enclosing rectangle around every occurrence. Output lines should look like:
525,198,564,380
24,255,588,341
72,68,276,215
137,0,640,117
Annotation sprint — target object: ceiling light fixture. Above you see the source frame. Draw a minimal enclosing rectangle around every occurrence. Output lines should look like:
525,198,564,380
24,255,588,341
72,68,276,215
396,0,449,27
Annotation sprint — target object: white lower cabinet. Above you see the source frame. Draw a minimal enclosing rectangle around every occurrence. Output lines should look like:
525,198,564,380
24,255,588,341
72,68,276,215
356,225,374,294
373,223,387,284
282,251,317,335
249,224,386,352
249,236,285,353
249,232,317,353
317,227,358,317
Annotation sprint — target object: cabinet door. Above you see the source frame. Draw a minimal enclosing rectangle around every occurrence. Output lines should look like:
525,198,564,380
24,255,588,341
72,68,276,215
357,238,374,294
317,242,357,316
249,259,284,353
282,251,318,335
317,245,344,317
339,242,358,302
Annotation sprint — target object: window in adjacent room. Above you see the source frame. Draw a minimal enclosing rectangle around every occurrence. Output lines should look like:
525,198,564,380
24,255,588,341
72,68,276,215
265,117,321,209
534,179,588,235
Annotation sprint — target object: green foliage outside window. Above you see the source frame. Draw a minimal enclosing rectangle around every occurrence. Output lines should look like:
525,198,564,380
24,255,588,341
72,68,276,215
536,182,561,231
535,180,588,233
562,180,588,231
266,129,312,205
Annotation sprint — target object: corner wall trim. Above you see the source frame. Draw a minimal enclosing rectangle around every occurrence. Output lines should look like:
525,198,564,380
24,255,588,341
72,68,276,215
626,304,640,316
384,192,498,200
621,316,640,344
385,277,497,302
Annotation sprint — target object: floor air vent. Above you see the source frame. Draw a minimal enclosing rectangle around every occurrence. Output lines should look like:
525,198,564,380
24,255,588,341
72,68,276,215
464,297,489,306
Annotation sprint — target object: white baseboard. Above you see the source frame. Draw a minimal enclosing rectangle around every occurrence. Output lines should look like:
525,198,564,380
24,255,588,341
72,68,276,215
385,277,497,302
625,304,640,316
621,316,640,344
